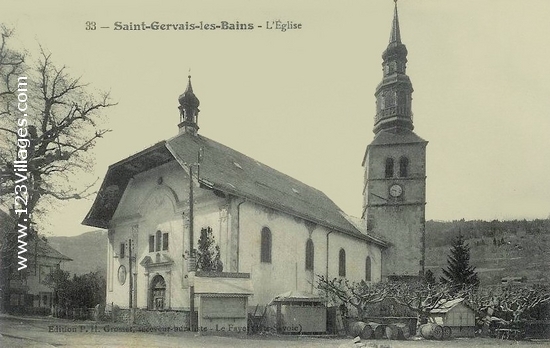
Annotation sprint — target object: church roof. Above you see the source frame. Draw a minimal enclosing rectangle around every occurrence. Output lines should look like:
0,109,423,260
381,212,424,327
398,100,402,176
167,133,387,246
83,132,387,247
362,129,427,166
370,129,427,146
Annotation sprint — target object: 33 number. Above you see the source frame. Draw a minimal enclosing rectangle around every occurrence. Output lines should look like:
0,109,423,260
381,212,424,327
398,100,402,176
86,21,96,30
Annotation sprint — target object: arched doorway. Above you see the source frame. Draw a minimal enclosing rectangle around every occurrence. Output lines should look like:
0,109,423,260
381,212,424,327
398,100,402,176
149,275,166,310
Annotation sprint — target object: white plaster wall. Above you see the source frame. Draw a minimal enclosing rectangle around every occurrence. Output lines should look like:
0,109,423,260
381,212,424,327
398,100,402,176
104,161,384,310
237,201,382,306
106,161,228,310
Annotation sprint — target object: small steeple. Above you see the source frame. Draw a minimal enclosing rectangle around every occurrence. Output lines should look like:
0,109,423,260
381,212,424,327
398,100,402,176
373,1,414,134
178,75,200,135
389,0,401,44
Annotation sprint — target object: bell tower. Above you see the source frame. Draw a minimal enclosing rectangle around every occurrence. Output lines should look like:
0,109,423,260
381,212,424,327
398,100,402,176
178,75,200,135
362,1,427,280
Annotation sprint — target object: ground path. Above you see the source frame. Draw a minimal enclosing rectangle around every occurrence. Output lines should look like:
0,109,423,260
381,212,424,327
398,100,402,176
1,314,548,348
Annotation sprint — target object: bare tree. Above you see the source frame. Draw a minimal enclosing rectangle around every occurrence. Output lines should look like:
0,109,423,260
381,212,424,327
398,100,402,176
387,280,467,333
0,26,115,312
317,275,388,319
0,26,25,118
497,284,550,323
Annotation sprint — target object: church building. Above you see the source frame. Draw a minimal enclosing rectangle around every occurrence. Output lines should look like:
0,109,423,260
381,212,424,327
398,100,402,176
83,2,425,318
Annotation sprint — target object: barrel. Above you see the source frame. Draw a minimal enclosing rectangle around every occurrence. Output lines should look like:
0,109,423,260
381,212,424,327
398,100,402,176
385,323,410,340
442,326,452,339
368,322,386,339
385,324,399,340
385,323,409,340
420,323,443,340
349,321,373,339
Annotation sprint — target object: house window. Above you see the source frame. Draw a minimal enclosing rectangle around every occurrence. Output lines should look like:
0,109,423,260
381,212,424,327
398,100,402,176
260,227,272,263
399,157,409,177
162,232,169,251
156,230,162,252
149,232,168,252
365,256,372,281
339,249,346,277
305,239,314,271
149,235,155,252
385,158,394,178
39,265,51,284
119,243,125,259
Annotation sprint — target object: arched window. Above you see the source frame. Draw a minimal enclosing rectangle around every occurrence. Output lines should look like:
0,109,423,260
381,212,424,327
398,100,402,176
365,256,372,281
385,158,394,178
399,157,409,177
305,239,314,271
339,249,346,277
155,230,162,252
260,227,272,263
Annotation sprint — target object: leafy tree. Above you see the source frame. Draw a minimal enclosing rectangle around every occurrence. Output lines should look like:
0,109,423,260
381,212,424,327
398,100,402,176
45,268,71,309
0,26,115,312
196,227,223,272
46,269,106,312
317,275,388,319
440,234,479,290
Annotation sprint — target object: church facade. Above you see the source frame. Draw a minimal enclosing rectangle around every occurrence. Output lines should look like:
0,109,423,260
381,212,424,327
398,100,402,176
83,3,425,314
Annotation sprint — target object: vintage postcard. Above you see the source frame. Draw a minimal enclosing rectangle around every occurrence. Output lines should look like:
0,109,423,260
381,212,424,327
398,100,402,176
1,1,549,347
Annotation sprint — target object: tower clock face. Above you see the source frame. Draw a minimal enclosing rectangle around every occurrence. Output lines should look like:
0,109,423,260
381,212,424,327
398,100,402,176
389,184,403,198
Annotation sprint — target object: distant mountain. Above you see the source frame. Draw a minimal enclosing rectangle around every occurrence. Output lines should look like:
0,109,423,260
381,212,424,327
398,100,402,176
43,218,550,286
47,229,107,277
425,219,550,286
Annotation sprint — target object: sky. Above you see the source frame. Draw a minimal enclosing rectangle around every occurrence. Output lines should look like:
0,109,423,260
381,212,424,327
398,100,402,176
3,0,550,237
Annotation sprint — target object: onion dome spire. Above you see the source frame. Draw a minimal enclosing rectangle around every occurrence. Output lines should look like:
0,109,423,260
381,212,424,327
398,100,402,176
178,75,200,135
373,1,414,134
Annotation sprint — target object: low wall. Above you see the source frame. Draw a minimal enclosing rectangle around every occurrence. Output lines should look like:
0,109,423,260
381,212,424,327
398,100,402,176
116,309,191,329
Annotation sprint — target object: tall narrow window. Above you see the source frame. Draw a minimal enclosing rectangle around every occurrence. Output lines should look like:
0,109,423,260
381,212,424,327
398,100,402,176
385,158,394,178
399,157,409,177
149,235,155,252
156,230,162,252
339,249,346,277
162,232,169,251
305,239,314,271
365,256,372,281
119,243,125,259
260,227,272,263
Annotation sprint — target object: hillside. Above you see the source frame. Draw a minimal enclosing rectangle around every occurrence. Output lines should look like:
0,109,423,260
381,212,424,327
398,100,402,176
42,219,550,285
47,230,107,277
425,219,550,285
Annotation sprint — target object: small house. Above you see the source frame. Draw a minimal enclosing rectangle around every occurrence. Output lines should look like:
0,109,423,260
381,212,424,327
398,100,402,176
267,291,326,334
429,298,475,337
0,208,72,314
